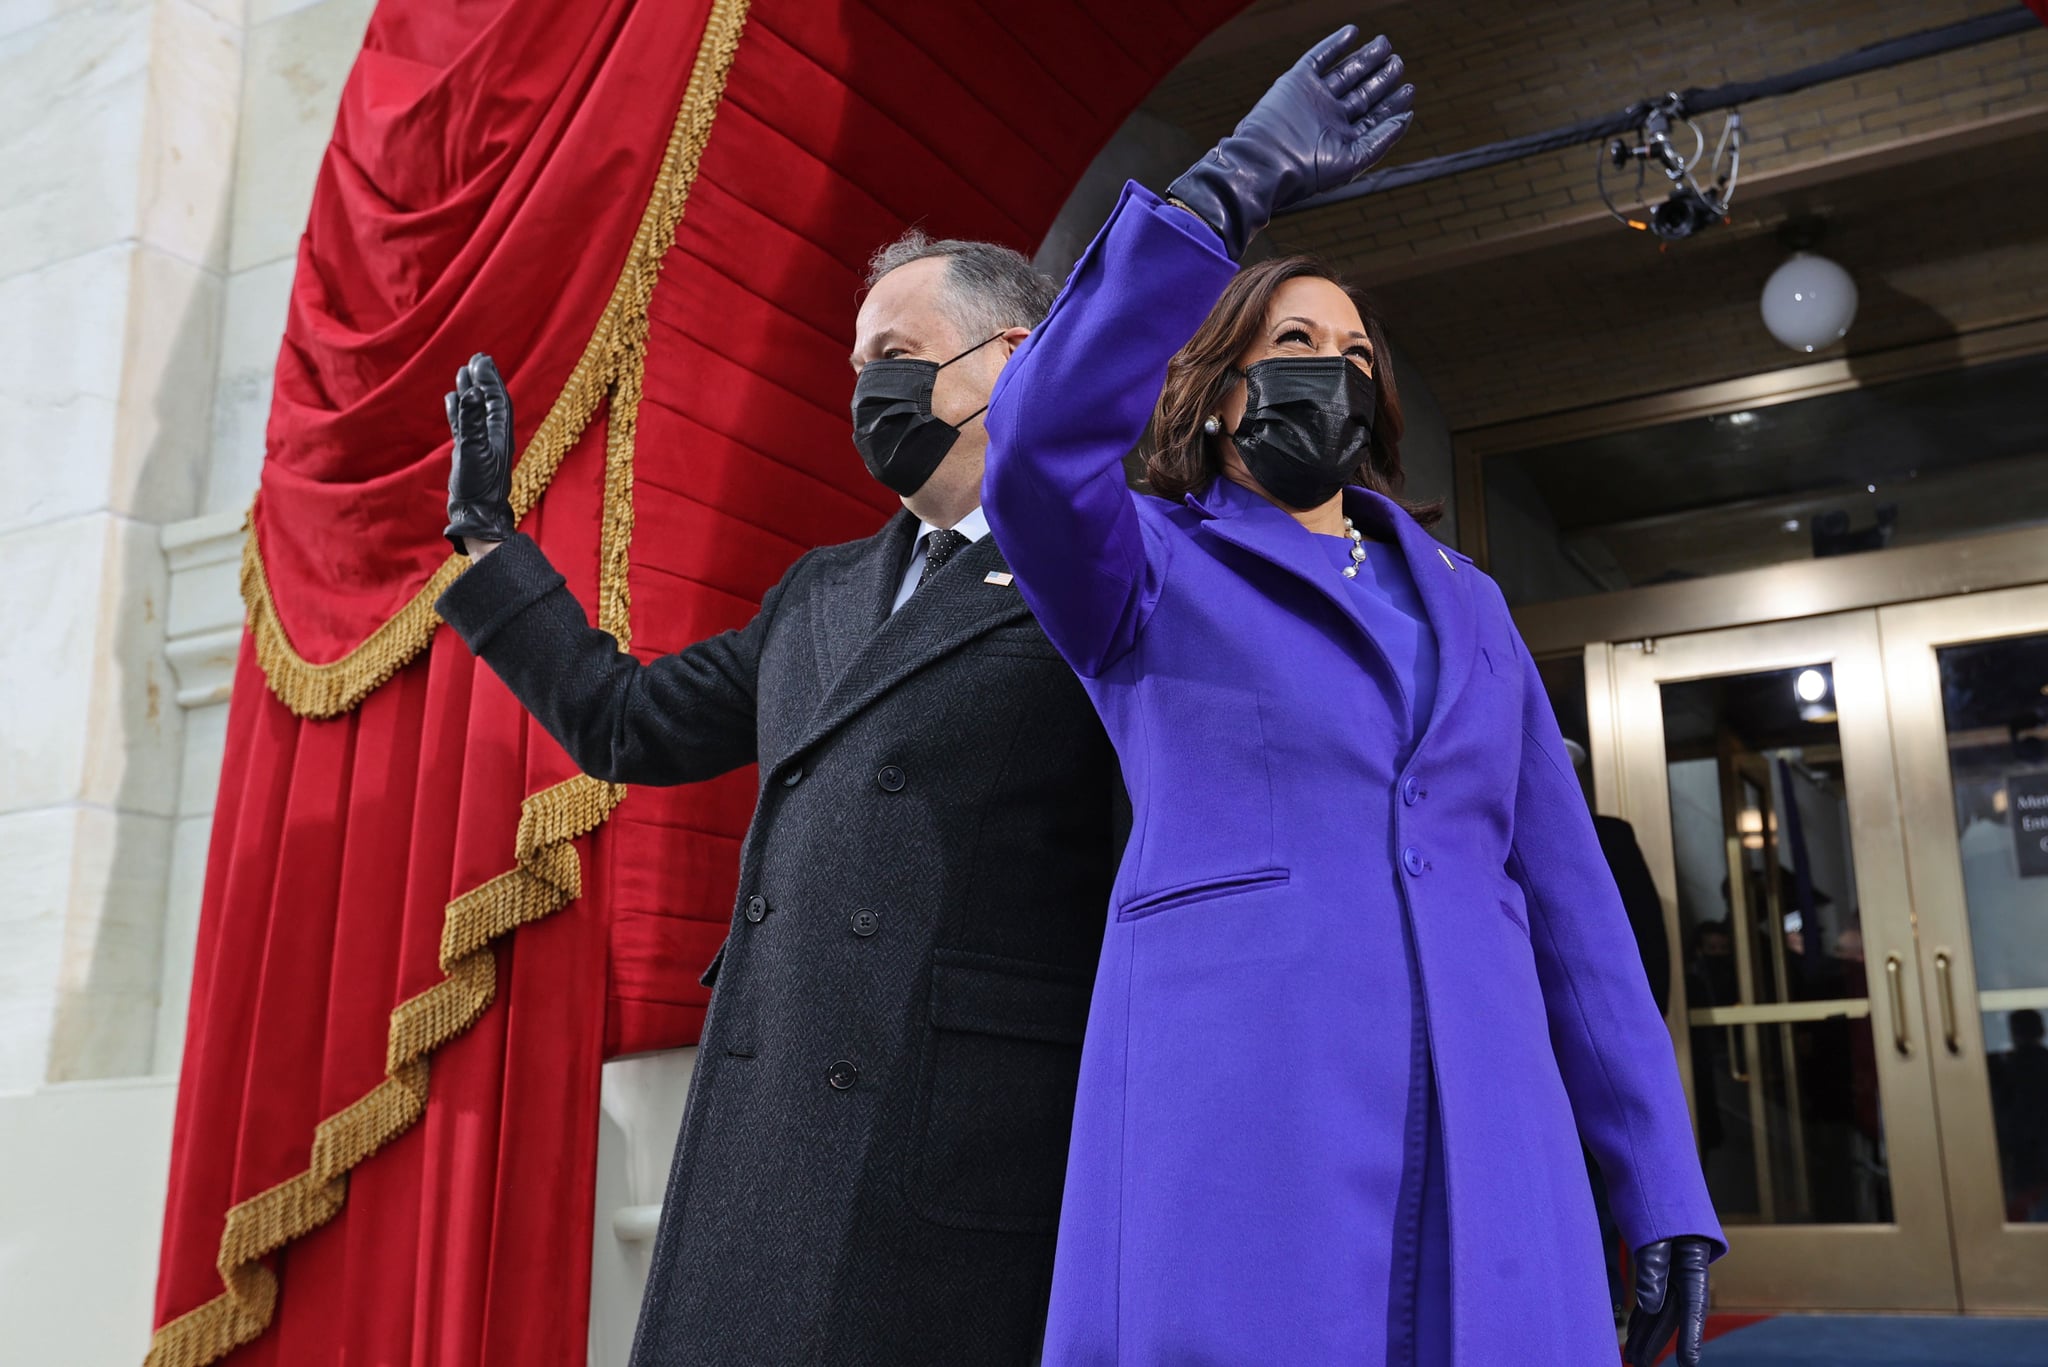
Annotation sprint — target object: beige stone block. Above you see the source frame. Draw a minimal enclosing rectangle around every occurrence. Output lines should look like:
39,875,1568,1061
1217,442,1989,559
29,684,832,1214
176,699,229,814
111,245,223,524
151,809,212,1074
0,803,170,1086
0,514,182,818
0,809,72,1086
0,0,74,42
46,805,174,1080
0,244,128,536
228,0,373,272
0,0,152,280
204,255,293,513
247,0,324,23
137,0,243,270
81,514,185,816
0,519,106,813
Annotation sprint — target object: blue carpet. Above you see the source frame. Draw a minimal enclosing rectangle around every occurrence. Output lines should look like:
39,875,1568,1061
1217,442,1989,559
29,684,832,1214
1702,1316,2048,1366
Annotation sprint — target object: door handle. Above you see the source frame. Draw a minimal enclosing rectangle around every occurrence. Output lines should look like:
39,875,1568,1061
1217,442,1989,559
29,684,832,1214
1934,950,1961,1054
1886,952,1911,1055
1726,1025,1750,1083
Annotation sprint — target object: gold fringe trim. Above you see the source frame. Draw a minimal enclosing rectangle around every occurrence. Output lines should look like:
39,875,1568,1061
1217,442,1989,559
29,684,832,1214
244,0,748,721
144,4,749,1363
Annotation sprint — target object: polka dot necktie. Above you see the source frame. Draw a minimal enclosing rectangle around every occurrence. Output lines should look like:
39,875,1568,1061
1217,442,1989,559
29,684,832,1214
917,528,970,593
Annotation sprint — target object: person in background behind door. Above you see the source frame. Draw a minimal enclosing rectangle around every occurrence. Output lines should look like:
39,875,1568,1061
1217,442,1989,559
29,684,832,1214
430,233,1124,1366
1564,737,1677,1325
1991,1008,2048,1221
1563,739,1673,1016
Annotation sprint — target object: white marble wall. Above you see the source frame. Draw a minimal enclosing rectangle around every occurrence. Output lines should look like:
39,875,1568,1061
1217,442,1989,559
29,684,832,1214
0,0,369,1352
0,0,239,1089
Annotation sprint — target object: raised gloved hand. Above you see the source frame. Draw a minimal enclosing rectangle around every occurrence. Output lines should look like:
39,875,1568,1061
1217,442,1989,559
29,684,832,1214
443,352,516,554
1165,25,1415,260
1623,1235,1713,1366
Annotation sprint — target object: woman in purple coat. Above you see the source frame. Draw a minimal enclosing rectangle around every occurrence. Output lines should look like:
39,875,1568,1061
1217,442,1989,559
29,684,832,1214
980,28,1721,1367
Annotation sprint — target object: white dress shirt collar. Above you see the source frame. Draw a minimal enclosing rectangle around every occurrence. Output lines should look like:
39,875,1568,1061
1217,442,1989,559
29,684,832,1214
891,506,990,613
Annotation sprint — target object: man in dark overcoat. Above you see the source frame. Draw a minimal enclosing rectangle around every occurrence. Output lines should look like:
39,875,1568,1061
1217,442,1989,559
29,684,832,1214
432,235,1122,1365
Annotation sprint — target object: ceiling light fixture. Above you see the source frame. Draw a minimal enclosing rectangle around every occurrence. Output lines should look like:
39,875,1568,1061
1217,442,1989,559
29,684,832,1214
1762,219,1858,353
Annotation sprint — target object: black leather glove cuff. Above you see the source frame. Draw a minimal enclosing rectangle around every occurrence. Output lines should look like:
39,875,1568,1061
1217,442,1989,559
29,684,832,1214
444,498,516,555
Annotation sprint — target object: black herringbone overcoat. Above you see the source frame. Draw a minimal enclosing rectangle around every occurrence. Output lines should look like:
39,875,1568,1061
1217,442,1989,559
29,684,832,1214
437,512,1121,1366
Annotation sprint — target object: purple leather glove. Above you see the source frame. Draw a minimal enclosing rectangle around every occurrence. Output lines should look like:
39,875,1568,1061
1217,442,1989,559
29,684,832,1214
443,352,516,554
1624,1236,1713,1366
1164,25,1415,259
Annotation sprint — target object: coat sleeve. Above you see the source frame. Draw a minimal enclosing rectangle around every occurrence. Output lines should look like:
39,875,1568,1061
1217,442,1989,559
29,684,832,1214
1504,632,1726,1256
435,533,785,786
983,180,1238,676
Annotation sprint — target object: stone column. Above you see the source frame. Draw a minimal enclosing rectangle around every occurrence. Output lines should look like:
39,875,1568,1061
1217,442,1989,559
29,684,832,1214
0,0,243,1090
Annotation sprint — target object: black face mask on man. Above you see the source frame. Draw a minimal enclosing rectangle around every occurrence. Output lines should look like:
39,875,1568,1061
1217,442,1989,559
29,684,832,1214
1225,355,1377,511
850,333,1003,496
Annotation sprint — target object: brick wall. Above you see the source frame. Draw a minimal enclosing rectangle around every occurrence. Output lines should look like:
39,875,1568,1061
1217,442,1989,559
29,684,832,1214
1371,128,2048,430
1147,0,2048,279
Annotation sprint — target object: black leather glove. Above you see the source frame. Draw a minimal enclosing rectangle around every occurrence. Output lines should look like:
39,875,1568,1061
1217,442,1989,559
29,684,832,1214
1164,25,1415,260
443,352,516,554
1623,1235,1713,1366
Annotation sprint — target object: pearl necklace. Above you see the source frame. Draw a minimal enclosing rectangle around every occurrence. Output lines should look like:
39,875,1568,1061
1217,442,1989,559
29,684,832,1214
1340,516,1367,579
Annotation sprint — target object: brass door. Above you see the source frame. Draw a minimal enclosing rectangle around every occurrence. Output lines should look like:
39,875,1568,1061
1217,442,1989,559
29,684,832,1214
1601,611,1957,1310
1879,585,2048,1310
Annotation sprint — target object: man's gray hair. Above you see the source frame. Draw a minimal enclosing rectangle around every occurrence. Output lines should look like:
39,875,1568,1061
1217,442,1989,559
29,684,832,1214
865,229,1059,343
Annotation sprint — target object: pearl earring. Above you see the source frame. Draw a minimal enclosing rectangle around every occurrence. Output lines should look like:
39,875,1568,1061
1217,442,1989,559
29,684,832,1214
1202,416,1221,436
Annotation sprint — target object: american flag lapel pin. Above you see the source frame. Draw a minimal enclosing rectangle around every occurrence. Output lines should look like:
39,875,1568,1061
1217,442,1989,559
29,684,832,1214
984,571,1015,587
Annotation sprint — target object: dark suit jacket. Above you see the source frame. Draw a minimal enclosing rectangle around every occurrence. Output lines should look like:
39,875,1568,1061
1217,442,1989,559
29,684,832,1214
437,513,1122,1366
1593,815,1672,1017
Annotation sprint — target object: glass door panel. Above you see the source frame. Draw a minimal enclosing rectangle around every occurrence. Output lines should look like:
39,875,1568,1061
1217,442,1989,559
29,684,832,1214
1606,612,1957,1310
1881,587,2048,1310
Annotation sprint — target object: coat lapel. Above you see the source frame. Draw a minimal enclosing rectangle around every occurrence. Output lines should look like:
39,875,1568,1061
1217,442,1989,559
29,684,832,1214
811,510,917,690
1189,479,1477,743
787,531,1031,764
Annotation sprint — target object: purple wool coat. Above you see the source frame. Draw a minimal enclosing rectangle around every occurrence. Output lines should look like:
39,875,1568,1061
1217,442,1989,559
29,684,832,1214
983,182,1722,1366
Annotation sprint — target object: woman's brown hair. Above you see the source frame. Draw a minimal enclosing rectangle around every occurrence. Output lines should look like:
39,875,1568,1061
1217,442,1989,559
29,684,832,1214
1144,255,1441,526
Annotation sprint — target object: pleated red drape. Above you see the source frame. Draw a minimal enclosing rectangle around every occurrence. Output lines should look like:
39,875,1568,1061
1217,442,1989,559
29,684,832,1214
153,2,1248,1363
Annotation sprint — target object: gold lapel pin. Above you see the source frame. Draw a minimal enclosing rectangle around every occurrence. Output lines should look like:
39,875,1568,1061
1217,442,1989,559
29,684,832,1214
983,571,1015,587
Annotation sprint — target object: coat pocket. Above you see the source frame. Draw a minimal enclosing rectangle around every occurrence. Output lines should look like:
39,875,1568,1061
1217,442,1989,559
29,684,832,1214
1115,867,1291,922
907,950,1091,1233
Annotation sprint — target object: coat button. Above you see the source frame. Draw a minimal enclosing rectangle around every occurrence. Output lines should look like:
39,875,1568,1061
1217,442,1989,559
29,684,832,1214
1402,775,1426,806
827,1060,859,1090
781,764,803,787
876,764,906,793
850,908,879,937
744,895,768,923
1402,846,1428,877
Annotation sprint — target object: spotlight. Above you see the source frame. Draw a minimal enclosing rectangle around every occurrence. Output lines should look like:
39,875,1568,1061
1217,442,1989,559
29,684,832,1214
1796,668,1829,703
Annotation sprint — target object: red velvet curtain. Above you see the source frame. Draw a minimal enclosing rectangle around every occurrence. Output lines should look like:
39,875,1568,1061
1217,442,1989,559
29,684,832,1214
153,2,1246,1363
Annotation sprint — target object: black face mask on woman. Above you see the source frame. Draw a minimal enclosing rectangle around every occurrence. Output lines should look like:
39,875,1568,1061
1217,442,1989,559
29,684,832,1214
850,333,1003,496
1226,355,1377,511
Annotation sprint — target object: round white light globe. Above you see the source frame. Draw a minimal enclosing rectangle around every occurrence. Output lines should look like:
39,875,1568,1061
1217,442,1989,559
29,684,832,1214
1761,252,1858,353
1795,668,1829,703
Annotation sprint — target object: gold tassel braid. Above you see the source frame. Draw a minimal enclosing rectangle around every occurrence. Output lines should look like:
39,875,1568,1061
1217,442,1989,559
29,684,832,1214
145,4,749,1363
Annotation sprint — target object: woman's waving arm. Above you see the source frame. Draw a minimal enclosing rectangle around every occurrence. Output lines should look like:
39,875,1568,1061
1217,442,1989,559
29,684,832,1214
982,183,1236,675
